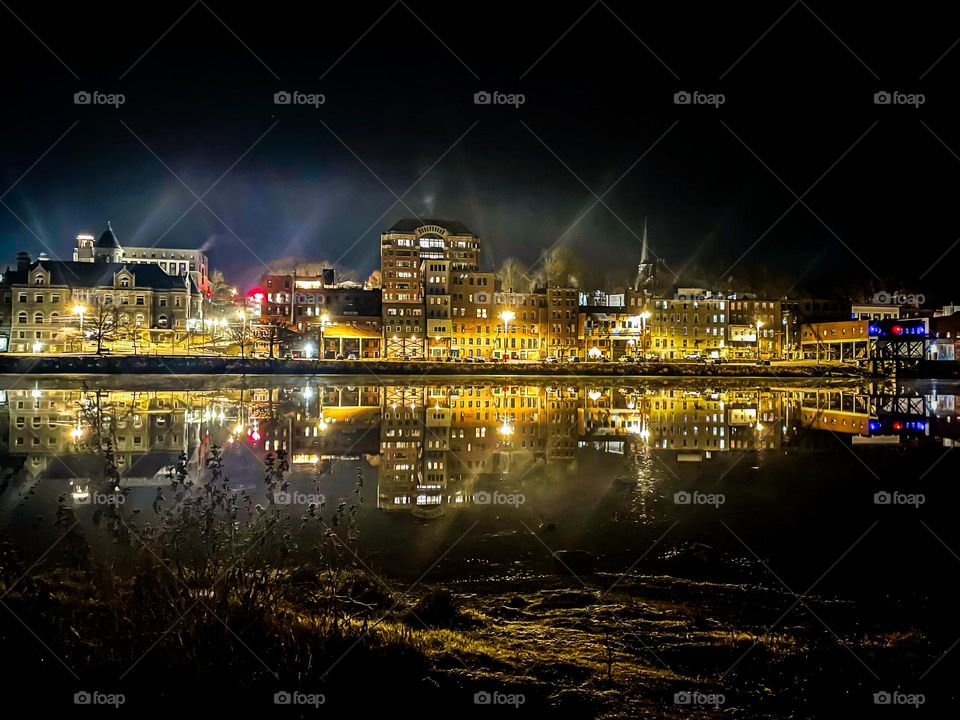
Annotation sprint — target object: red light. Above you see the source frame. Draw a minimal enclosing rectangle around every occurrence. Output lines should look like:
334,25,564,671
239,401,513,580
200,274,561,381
892,325,903,335
892,421,902,430
247,287,266,303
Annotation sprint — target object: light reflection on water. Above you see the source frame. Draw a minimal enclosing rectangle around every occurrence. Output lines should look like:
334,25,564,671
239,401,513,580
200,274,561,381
1,376,958,594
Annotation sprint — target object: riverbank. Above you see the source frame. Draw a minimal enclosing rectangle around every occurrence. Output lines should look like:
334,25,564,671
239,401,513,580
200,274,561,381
0,568,936,716
0,354,866,378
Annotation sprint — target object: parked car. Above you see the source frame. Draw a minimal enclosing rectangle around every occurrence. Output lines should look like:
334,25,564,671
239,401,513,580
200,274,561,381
755,358,771,366
347,353,357,360
565,356,581,363
545,356,559,363
711,356,728,365
474,356,487,363
399,354,412,361
683,352,705,362
644,353,659,361
619,355,636,363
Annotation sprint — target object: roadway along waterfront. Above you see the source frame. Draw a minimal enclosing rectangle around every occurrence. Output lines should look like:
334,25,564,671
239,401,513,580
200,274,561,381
0,355,866,377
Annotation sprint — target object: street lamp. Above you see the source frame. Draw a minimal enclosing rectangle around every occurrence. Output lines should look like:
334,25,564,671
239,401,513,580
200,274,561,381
72,304,86,353
31,341,43,354
318,312,330,360
639,311,651,358
755,320,764,360
498,310,515,360
236,308,248,358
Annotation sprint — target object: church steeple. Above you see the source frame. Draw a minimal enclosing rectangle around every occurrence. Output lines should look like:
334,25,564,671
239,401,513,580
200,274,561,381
634,218,656,291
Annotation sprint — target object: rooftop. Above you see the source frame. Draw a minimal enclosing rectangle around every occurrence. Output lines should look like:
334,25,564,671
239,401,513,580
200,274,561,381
386,218,475,236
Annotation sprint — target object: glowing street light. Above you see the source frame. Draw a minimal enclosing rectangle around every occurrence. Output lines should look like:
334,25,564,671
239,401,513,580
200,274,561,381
31,341,43,354
755,320,765,361
499,419,514,436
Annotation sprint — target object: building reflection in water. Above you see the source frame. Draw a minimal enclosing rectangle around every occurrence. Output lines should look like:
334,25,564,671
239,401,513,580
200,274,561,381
1,379,957,515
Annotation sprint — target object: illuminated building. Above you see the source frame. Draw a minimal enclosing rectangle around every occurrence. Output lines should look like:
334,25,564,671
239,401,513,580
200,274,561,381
1,250,201,354
258,272,381,358
72,223,210,296
381,219,481,358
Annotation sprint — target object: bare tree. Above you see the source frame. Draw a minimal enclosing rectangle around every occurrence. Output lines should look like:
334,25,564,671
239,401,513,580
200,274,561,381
495,257,530,292
86,303,128,355
225,319,251,358
540,246,581,288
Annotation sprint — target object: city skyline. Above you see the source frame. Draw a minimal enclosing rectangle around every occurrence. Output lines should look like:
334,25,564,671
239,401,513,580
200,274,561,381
4,2,960,299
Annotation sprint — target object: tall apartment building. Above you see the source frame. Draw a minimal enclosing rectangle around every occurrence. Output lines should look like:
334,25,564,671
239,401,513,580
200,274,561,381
380,219,480,358
73,223,211,296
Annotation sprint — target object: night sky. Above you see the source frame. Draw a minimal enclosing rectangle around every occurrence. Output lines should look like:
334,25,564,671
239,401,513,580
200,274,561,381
2,1,959,301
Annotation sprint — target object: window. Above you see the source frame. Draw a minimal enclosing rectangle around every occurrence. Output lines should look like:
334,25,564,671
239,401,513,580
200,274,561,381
18,293,27,302
159,297,167,307
135,296,144,305
120,277,129,287
35,294,43,303
33,312,43,324
17,312,26,324
34,274,44,285
51,294,59,303
50,312,59,323
158,315,168,328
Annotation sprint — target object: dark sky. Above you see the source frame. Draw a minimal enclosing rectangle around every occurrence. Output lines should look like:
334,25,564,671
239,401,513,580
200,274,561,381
2,1,959,301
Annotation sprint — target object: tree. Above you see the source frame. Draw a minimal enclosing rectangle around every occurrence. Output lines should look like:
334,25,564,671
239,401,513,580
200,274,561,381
208,269,234,304
538,246,582,288
86,303,128,355
225,318,251,358
495,257,530,292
